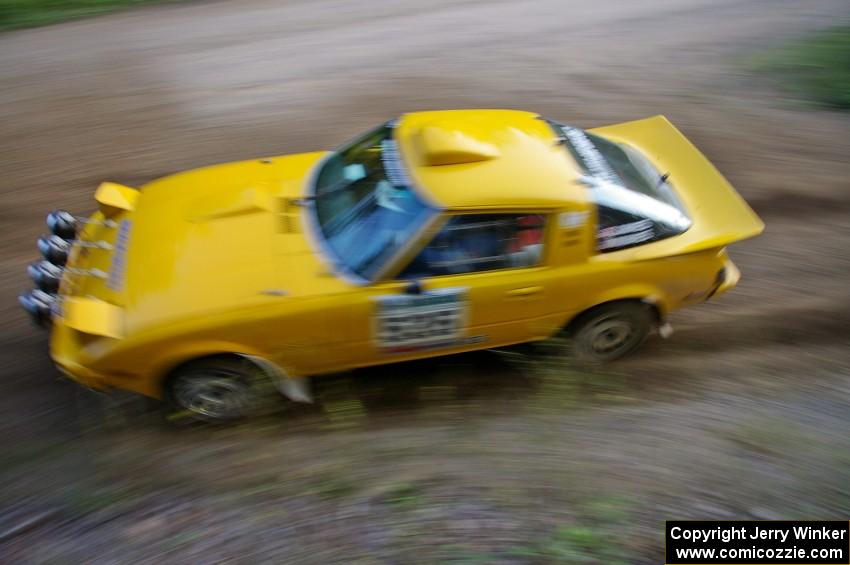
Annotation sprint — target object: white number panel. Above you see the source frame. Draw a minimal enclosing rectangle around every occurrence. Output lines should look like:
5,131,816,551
373,287,468,353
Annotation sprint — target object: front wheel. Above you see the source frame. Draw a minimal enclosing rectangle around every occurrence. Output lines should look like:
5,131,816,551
569,302,653,364
167,357,257,422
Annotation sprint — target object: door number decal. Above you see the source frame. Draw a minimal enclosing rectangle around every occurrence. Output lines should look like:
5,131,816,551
373,287,480,353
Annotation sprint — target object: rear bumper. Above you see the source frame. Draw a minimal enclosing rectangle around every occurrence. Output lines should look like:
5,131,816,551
711,257,741,299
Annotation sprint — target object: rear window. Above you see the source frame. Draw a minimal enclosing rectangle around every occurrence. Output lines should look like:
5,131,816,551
548,120,691,252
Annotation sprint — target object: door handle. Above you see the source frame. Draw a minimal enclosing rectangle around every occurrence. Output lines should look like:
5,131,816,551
505,286,543,297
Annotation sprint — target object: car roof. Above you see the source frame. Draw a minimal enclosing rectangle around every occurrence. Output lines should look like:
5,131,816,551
395,109,588,211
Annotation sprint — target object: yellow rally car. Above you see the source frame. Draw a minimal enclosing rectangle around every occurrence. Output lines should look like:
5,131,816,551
20,110,763,420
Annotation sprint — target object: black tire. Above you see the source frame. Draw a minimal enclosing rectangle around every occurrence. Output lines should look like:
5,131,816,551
569,302,653,364
166,357,258,422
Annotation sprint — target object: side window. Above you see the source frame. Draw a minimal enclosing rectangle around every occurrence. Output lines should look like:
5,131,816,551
400,214,546,279
596,205,653,252
595,203,681,252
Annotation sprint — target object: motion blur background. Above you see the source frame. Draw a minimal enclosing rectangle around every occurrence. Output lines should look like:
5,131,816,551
1,0,849,562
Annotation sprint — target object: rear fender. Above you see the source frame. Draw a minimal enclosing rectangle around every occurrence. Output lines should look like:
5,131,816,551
565,285,667,331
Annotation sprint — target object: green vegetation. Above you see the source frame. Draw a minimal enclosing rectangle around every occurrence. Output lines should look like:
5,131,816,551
383,482,425,508
443,497,635,564
0,0,165,31
510,497,634,564
755,25,850,109
307,473,359,500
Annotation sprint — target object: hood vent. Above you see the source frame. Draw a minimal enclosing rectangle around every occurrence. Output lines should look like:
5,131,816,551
414,125,501,166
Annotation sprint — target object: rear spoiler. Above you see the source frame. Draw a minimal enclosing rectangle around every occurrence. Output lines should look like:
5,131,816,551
590,116,764,259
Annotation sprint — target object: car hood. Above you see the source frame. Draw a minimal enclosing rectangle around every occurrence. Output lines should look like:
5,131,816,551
117,150,331,332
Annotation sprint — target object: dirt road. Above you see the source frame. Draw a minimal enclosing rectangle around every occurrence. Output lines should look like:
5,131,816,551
1,0,849,562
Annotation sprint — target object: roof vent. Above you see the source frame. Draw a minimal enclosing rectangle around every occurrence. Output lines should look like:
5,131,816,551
414,125,500,166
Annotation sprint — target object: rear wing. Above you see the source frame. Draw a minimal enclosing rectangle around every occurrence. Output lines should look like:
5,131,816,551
590,116,764,259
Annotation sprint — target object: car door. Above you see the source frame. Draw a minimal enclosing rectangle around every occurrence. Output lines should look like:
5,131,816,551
340,212,561,366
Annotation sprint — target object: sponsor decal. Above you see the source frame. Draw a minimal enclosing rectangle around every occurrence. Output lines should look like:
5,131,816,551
107,219,131,291
561,126,620,185
373,287,482,353
381,139,412,188
597,219,654,250
558,211,588,228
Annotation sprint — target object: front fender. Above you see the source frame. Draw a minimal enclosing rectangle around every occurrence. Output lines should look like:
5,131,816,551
139,340,269,398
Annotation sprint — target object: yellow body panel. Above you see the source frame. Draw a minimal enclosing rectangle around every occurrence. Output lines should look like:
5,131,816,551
396,110,586,209
94,182,139,216
61,297,124,339
46,110,762,399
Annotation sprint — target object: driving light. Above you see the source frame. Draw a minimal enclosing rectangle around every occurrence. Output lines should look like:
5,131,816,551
37,234,71,265
46,210,78,239
18,289,56,327
27,260,63,293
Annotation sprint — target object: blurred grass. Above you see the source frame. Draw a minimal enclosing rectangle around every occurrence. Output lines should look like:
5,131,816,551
753,25,850,109
0,0,164,31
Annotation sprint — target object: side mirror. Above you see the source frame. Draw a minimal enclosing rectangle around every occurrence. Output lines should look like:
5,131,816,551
404,280,424,295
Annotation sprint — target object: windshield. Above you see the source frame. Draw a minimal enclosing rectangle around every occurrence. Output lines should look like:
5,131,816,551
549,121,691,252
313,124,434,280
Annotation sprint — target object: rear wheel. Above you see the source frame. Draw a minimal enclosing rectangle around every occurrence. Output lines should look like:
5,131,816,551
569,302,653,364
166,357,257,422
